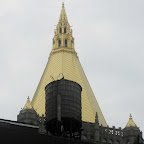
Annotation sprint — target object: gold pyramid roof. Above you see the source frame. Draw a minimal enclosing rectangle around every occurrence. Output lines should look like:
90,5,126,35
31,4,107,126
125,114,137,127
23,96,33,110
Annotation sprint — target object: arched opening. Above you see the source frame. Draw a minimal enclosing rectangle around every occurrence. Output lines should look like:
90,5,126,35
59,27,62,33
64,27,66,33
65,39,67,47
58,39,61,47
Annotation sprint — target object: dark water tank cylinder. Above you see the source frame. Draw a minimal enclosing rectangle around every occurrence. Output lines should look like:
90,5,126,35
45,78,82,135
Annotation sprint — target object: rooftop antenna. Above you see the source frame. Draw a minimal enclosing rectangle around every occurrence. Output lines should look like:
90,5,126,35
57,73,64,80
50,76,55,81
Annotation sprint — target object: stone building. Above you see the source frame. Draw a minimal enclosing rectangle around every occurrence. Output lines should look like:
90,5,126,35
81,113,143,143
16,93,144,144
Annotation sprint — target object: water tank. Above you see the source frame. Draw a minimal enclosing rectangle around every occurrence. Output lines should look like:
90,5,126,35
45,78,82,135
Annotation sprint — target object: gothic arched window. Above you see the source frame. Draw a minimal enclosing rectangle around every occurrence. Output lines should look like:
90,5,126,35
60,27,62,33
65,39,67,47
59,39,61,47
64,27,66,33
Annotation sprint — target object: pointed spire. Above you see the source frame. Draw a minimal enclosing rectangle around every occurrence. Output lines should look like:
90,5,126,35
125,114,137,127
95,112,99,124
31,3,107,126
59,2,68,22
53,3,74,50
62,2,64,7
23,96,33,110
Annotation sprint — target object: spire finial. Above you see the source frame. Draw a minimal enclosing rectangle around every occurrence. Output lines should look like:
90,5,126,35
27,96,30,101
62,2,64,7
58,2,68,22
130,113,132,119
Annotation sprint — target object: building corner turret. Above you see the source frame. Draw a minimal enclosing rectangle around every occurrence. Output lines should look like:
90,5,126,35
123,114,143,144
17,97,40,126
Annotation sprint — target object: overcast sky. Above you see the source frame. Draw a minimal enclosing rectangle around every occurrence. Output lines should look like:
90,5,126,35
0,0,144,132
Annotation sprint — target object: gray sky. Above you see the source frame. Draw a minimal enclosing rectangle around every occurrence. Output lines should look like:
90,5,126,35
0,0,144,132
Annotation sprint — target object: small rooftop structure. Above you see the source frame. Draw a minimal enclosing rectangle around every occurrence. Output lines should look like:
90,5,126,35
125,114,137,128
23,96,33,110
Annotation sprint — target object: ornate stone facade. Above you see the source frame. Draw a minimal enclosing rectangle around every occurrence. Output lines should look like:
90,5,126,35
81,114,143,144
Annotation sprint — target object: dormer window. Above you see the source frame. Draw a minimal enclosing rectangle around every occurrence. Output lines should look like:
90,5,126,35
60,27,62,33
59,39,61,47
65,39,67,47
64,27,66,33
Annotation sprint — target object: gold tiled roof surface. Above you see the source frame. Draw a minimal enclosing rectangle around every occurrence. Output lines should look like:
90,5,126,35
31,50,107,126
31,4,107,126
